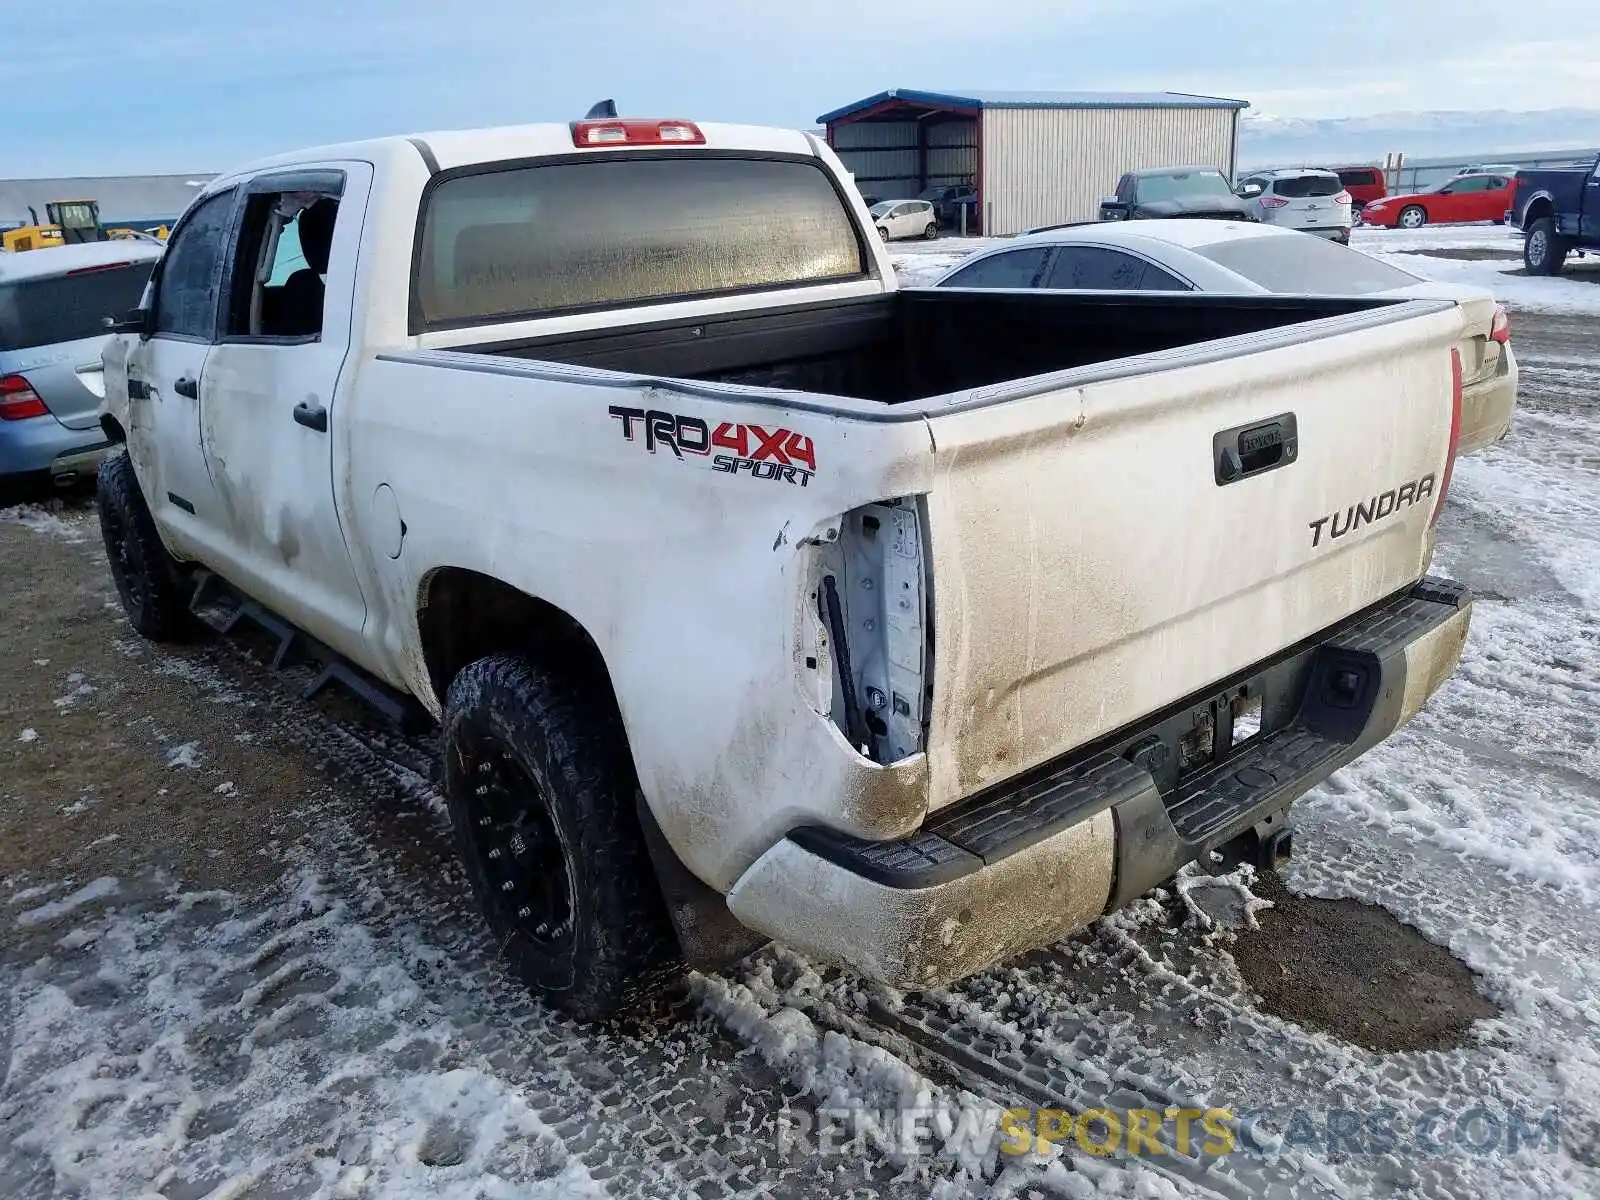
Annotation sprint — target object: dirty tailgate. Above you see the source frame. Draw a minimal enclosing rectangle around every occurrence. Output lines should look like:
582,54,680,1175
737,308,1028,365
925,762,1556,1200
919,301,1463,810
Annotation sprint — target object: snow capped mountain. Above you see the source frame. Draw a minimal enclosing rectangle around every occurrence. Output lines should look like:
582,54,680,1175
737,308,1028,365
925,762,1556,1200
1239,107,1600,164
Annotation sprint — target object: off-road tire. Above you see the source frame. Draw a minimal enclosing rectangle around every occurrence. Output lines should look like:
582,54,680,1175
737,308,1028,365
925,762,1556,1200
96,451,194,642
1524,217,1569,276
442,654,683,1021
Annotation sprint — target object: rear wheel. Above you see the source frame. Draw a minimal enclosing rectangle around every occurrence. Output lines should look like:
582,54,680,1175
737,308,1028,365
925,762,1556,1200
1524,217,1569,276
1398,205,1427,230
96,451,193,642
923,222,939,240
442,654,682,1021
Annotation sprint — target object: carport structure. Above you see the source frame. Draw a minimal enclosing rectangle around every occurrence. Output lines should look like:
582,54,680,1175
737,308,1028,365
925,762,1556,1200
817,88,1249,236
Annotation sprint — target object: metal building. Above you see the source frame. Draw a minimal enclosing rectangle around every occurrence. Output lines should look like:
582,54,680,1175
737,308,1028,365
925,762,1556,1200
0,175,214,232
817,89,1249,236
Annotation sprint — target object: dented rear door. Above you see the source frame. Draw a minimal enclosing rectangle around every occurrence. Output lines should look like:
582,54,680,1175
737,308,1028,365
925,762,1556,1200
917,301,1464,811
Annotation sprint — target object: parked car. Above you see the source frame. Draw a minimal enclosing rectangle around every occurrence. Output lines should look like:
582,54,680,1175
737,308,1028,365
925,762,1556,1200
871,199,939,241
1330,165,1387,214
1507,155,1600,274
101,115,1477,1018
919,183,978,228
1,241,162,484
929,219,1516,456
1235,169,1352,243
1099,166,1255,222
1361,174,1516,229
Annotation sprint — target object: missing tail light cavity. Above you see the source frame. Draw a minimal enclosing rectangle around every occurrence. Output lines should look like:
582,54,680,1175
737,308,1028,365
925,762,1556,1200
800,498,931,764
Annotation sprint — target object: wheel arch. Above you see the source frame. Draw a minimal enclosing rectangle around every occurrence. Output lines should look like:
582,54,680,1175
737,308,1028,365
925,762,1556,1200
1520,193,1556,226
416,567,619,720
416,566,764,972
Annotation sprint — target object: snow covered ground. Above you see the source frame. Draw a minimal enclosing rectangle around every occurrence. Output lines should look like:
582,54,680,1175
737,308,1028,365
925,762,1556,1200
2,243,1597,1198
1353,224,1600,315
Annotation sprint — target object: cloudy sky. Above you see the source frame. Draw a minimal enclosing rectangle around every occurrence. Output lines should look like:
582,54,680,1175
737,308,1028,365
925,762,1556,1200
9,0,1599,175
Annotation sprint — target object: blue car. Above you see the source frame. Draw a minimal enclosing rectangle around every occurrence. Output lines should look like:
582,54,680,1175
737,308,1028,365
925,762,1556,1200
1,241,162,484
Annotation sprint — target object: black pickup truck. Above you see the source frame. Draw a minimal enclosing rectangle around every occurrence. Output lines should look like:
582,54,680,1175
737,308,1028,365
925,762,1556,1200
1508,155,1600,274
1099,166,1255,222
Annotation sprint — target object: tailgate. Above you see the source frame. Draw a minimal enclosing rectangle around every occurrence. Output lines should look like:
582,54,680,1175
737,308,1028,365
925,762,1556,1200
1288,196,1340,227
919,301,1462,809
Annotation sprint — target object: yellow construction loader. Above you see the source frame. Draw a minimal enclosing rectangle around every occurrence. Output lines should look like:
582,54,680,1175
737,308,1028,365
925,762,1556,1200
1,199,117,251
1,222,64,252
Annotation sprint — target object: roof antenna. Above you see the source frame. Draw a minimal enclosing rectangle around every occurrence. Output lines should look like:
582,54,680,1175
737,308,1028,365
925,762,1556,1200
585,99,618,119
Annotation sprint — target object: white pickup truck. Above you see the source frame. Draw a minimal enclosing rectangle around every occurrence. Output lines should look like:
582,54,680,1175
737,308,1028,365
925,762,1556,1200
98,114,1475,1019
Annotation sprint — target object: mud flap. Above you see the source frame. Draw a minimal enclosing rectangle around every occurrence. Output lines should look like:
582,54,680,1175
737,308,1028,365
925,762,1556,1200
637,798,769,973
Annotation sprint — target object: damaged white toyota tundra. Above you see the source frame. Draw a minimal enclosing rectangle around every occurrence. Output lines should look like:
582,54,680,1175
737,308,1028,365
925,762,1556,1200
98,114,1477,1019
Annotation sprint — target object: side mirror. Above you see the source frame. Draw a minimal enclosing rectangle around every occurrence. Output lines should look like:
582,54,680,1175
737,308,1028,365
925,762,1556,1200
104,306,152,337
1238,184,1263,198
1100,198,1129,218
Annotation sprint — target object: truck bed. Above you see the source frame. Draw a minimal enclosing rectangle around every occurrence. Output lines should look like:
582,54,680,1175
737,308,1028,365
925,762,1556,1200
453,289,1403,405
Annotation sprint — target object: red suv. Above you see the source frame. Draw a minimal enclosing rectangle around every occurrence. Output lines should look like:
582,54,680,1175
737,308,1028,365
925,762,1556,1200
1331,166,1387,217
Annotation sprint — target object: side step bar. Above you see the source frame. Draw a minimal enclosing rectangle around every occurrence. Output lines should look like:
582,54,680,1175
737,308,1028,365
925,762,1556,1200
790,578,1471,905
188,568,431,733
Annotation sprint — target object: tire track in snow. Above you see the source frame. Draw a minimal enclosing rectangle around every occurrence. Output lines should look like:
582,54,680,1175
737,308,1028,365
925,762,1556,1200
128,632,975,1198
145,620,1281,1197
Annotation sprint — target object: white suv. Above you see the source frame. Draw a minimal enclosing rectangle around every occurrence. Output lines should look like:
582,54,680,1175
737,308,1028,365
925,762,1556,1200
1236,169,1352,243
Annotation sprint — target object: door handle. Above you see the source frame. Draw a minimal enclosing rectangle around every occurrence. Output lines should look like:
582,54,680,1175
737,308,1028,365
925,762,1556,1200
1214,413,1298,485
173,376,199,399
293,400,328,433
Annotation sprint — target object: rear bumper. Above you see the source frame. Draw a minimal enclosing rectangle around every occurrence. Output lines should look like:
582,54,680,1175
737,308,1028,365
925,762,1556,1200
1459,345,1518,455
0,414,110,481
727,578,1472,990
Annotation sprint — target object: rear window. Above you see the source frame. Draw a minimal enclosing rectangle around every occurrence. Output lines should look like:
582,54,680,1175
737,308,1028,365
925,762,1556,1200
415,155,867,328
1197,236,1420,295
1272,174,1343,198
0,261,155,352
1338,169,1379,186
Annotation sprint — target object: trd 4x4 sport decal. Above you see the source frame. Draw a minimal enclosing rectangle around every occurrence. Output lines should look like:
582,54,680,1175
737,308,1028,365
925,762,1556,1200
608,406,816,488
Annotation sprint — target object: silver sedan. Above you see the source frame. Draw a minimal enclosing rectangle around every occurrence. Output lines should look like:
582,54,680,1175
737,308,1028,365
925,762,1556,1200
929,218,1416,294
928,219,1516,455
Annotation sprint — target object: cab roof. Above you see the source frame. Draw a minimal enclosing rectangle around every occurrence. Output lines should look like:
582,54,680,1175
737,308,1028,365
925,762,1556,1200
207,121,822,195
